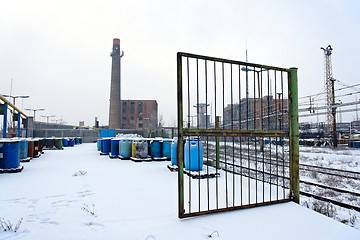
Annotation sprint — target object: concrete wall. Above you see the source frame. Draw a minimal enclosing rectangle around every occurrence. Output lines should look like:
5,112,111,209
27,117,149,143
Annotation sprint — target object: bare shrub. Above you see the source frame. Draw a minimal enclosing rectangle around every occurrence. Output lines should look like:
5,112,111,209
312,200,337,218
208,230,219,238
82,203,95,216
322,175,342,188
73,170,87,176
0,217,23,232
310,170,318,179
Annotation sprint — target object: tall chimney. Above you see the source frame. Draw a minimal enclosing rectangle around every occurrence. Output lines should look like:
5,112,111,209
109,38,123,129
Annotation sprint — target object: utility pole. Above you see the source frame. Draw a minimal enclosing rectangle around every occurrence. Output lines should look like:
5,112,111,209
331,77,337,147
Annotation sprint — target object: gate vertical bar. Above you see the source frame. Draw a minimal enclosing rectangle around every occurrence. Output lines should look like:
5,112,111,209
3,103,8,138
177,53,185,217
215,116,220,169
289,67,300,203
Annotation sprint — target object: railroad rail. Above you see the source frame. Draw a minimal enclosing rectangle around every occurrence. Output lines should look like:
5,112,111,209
204,144,360,212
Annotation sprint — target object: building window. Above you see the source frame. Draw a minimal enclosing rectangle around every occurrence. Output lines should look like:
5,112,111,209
122,102,127,113
122,117,126,121
138,124,143,128
131,102,135,114
138,116,143,121
130,117,134,121
139,102,143,114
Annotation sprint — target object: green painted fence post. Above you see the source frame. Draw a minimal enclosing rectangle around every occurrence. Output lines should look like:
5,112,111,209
177,52,185,217
289,68,300,203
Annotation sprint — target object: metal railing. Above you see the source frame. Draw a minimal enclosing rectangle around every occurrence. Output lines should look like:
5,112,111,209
0,95,28,138
177,52,299,218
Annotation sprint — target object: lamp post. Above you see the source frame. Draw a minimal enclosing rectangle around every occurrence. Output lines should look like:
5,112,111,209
41,115,55,123
25,108,45,121
2,94,29,131
241,67,268,151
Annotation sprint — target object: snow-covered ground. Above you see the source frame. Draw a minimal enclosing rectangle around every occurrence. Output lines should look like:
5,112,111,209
0,143,359,239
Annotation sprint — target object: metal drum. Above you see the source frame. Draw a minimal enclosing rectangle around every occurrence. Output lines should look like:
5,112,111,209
75,138,80,144
110,138,120,157
79,138,83,144
19,139,28,160
63,138,69,147
69,138,75,147
45,138,55,149
171,138,177,166
132,139,148,158
27,139,34,158
162,139,172,159
97,139,102,151
102,138,111,154
184,138,203,171
119,139,132,159
38,138,44,153
55,138,63,149
150,139,162,158
33,139,40,157
0,139,20,169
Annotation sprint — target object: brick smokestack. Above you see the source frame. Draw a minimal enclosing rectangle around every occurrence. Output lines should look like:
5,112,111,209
109,38,123,129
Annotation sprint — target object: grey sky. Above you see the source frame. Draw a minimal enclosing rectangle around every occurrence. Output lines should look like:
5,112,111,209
1,0,359,126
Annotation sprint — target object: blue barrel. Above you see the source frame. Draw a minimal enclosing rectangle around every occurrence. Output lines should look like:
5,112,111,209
75,138,79,144
69,138,75,147
354,141,360,148
150,140,162,158
102,138,111,154
184,138,203,171
79,138,83,144
119,139,132,158
19,139,28,160
45,138,55,149
0,140,20,169
110,139,120,157
162,139,172,159
97,139,102,151
63,138,69,147
171,139,177,166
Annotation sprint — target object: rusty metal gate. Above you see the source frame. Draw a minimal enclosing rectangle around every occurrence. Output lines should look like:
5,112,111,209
177,52,299,218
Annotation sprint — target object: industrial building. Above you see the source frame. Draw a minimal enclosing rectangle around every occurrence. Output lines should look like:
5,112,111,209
120,100,158,130
223,95,288,130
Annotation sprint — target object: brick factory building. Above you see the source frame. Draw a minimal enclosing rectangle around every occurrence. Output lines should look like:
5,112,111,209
120,100,158,130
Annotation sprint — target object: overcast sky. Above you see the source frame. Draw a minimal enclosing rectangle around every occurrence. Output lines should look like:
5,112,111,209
1,0,359,126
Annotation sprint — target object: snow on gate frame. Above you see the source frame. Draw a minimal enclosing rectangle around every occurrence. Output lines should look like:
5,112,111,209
176,52,299,218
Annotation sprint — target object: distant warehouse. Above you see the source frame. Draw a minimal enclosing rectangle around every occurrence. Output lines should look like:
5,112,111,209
120,100,158,130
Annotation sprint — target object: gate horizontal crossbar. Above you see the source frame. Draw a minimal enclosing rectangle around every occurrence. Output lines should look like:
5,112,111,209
180,199,291,218
178,52,290,72
183,129,289,137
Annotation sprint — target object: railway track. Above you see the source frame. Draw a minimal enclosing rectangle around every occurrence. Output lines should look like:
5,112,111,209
204,142,360,180
202,144,360,212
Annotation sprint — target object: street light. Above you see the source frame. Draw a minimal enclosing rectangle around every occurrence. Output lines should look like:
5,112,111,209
2,94,30,129
241,67,268,129
41,115,55,123
25,108,45,121
2,94,29,106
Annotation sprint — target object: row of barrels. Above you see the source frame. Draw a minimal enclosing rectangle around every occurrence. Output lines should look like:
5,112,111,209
348,141,360,148
96,137,204,171
0,137,83,172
